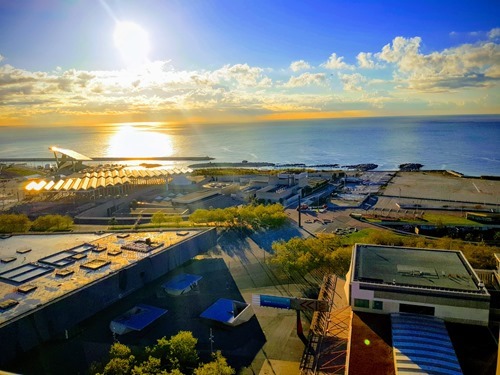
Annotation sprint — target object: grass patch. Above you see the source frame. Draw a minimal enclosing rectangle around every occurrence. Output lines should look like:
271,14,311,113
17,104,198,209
108,221,209,230
192,168,263,176
422,213,480,226
363,213,481,226
4,166,42,177
340,228,380,245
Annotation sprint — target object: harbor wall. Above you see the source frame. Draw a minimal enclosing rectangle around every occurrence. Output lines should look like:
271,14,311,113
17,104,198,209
0,228,217,365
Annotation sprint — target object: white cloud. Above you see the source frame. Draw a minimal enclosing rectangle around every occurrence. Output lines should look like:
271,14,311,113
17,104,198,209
377,36,422,63
2,30,500,124
283,72,327,88
356,52,381,69
338,73,367,91
322,53,354,70
374,36,500,91
211,63,272,88
488,28,500,40
290,60,311,72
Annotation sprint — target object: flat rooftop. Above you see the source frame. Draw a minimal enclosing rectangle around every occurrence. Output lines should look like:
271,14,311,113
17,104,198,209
172,190,220,204
353,244,482,293
0,230,203,326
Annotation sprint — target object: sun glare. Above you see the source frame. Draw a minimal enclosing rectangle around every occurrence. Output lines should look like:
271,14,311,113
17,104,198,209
113,21,150,67
107,126,174,157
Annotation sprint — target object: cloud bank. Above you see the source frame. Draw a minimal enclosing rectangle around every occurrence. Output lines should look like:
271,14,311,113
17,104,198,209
1,28,498,125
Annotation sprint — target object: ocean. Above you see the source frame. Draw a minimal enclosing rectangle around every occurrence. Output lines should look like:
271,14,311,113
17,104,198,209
1,115,499,176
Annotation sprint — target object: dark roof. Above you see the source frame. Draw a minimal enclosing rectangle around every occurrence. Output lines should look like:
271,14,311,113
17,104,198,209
354,244,481,293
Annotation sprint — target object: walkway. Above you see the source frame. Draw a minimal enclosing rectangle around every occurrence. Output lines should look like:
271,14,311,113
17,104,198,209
300,275,351,374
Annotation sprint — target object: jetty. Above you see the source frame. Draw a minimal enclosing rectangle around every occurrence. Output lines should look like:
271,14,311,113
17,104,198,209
0,156,214,162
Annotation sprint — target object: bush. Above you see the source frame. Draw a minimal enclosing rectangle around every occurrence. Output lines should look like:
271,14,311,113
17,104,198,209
31,214,73,232
189,204,287,229
93,331,232,375
0,213,31,233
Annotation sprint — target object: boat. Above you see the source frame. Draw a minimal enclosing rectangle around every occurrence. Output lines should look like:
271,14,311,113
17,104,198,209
109,304,167,335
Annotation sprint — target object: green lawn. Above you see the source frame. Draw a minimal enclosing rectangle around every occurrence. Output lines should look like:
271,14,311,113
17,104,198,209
422,213,480,226
363,213,481,226
5,166,43,176
340,228,379,245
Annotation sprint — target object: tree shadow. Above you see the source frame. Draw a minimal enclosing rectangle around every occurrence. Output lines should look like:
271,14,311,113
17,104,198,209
216,228,252,264
250,225,303,253
5,258,267,375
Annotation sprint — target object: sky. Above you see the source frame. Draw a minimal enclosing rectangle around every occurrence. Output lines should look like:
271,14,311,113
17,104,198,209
0,0,499,126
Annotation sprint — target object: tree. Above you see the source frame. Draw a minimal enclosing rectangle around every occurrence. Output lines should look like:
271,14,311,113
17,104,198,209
151,212,167,226
101,358,133,375
173,215,183,225
271,237,312,274
110,342,133,359
145,331,198,373
95,343,135,375
168,331,199,372
0,213,30,233
108,217,118,227
132,356,167,375
190,209,210,224
194,351,235,375
31,214,73,231
146,336,170,366
270,234,353,277
327,247,353,277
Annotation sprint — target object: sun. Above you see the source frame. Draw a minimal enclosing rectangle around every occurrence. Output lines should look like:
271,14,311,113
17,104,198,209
107,125,174,158
113,21,150,67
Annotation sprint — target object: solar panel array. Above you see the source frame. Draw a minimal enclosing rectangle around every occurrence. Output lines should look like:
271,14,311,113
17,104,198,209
391,313,462,375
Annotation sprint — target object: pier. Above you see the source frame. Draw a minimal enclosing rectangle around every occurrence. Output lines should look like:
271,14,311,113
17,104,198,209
0,156,214,162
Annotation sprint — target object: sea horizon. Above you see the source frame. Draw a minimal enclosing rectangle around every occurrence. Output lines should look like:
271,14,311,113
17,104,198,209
1,114,499,177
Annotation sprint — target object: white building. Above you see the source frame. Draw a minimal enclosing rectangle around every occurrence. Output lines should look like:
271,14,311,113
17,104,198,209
270,172,308,187
345,244,490,326
254,172,307,204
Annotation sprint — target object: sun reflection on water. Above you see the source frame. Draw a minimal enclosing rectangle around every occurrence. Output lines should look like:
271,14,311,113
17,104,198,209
107,125,174,157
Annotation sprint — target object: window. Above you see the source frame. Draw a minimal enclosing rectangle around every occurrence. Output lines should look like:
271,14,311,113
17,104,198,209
399,303,435,316
373,300,383,310
354,298,370,308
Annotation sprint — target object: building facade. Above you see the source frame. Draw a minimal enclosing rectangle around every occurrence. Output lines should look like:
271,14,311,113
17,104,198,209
345,244,490,325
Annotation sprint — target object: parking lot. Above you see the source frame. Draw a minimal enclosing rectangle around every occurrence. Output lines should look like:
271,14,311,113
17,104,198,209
383,172,500,205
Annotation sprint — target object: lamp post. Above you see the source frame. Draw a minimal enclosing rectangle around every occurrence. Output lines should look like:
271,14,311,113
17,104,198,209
209,328,214,354
298,194,302,227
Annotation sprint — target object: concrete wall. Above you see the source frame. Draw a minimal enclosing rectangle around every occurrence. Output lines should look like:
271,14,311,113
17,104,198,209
0,228,217,365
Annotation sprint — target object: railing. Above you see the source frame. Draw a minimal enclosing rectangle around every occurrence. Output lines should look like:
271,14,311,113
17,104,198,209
475,269,500,289
301,274,349,374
